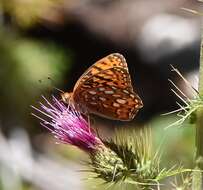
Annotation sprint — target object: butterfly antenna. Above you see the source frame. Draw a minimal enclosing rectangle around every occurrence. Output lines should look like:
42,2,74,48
47,76,65,93
53,87,65,94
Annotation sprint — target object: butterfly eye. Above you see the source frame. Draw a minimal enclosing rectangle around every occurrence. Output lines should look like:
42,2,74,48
61,92,72,104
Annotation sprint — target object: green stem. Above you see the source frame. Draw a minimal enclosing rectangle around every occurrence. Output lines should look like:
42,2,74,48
193,23,203,190
199,26,203,95
197,28,203,159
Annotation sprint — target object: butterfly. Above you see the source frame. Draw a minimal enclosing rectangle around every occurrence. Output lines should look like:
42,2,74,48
61,53,143,121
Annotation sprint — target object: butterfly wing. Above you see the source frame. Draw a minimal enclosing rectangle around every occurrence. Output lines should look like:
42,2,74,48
72,59,143,120
73,53,128,91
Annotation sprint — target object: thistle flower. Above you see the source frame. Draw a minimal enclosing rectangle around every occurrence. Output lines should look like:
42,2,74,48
31,96,102,151
32,96,185,188
31,96,126,182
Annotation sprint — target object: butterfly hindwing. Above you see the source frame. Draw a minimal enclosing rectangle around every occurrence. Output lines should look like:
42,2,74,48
73,85,142,120
72,67,143,120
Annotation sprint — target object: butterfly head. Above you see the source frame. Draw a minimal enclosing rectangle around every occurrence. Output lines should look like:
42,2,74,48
61,92,73,104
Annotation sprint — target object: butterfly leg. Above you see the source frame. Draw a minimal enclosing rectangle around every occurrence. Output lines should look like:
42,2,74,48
87,114,92,133
87,114,95,127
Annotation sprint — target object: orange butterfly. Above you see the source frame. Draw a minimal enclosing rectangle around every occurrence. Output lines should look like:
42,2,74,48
61,53,143,121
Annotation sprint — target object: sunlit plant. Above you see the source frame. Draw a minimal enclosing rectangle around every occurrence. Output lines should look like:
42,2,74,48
32,96,189,189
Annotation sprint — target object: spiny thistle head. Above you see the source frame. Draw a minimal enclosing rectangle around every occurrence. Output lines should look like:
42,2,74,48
99,128,160,184
88,128,190,187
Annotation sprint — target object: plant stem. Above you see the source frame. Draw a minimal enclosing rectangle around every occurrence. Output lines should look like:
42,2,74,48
193,23,203,190
197,25,203,157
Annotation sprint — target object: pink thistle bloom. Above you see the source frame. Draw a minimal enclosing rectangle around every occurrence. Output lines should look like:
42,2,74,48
31,96,102,152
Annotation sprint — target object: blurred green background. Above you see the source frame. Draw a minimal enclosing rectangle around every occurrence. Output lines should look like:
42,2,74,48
0,0,201,189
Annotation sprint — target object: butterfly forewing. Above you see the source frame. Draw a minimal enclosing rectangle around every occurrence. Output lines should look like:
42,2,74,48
73,53,128,91
71,53,143,121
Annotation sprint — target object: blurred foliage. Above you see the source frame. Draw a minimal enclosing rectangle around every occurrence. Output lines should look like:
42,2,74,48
11,39,68,90
1,0,64,28
0,30,72,130
151,115,195,168
42,136,89,161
